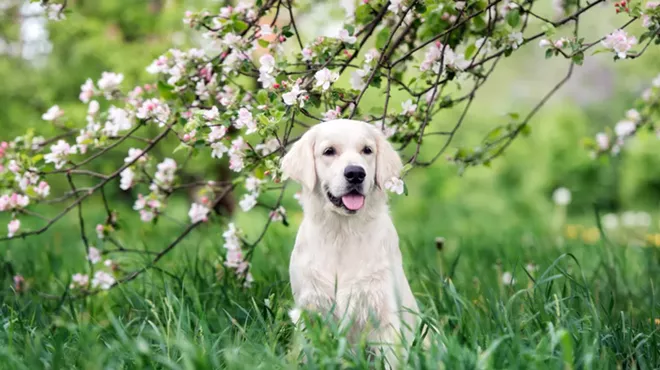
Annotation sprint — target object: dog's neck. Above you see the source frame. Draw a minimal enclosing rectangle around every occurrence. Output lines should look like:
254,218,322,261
299,187,391,231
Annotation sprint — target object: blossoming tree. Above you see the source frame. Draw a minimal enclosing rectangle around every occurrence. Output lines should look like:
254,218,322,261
1,0,659,295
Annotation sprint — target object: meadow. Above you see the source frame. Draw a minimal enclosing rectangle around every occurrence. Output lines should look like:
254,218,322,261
3,167,660,369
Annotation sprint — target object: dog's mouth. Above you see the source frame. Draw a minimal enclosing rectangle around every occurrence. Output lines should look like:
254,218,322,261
327,189,365,212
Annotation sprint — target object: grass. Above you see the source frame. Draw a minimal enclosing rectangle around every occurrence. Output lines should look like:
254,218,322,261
2,192,660,370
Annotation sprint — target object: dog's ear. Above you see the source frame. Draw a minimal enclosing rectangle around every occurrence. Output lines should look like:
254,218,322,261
373,127,403,189
280,130,316,190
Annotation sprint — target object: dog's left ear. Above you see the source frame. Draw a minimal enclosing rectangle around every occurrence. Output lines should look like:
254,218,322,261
373,127,403,189
280,129,316,190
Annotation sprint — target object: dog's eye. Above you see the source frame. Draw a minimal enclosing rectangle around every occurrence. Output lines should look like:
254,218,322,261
362,146,373,155
323,147,336,156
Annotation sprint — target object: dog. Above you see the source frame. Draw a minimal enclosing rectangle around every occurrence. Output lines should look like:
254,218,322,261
281,119,422,367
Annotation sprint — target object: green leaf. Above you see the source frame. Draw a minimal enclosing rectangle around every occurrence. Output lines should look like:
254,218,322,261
545,49,554,59
403,182,409,196
258,39,269,48
376,27,390,50
173,143,191,154
355,4,374,24
464,44,477,60
506,8,520,28
345,25,355,35
541,23,556,36
233,20,248,33
507,112,520,120
571,51,584,66
157,80,176,100
472,15,487,31
401,163,413,175
519,123,531,136
485,127,504,143
591,48,610,55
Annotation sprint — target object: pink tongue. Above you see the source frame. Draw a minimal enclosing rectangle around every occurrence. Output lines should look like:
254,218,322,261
341,194,365,211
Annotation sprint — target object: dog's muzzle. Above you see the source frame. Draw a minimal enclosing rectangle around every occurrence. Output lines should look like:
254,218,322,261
326,185,365,213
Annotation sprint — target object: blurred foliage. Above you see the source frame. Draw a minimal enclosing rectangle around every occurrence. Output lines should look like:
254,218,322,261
0,0,659,226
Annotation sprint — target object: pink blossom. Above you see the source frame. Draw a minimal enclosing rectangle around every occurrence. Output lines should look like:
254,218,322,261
88,246,102,264
7,219,20,238
258,24,273,38
96,224,105,239
71,273,89,288
601,29,637,59
35,181,50,198
44,140,77,169
42,105,64,121
338,29,357,44
255,138,280,156
615,120,636,137
92,271,115,290
140,210,155,222
88,100,100,116
282,83,307,106
8,160,19,173
314,68,340,91
234,108,257,134
136,98,170,126
269,206,286,222
323,106,342,121
384,177,405,195
401,99,417,115
596,133,610,150
97,72,124,97
79,79,95,103
13,274,25,292
125,148,148,164
211,142,229,159
146,55,170,74
203,106,220,121
301,47,315,61
239,193,258,211
388,0,404,14
46,3,65,21
188,203,210,223
350,66,370,90
119,168,135,191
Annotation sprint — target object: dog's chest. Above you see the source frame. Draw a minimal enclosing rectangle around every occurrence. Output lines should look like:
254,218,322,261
290,224,396,317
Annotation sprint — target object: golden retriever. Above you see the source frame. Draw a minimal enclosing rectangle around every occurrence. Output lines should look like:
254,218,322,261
281,119,421,367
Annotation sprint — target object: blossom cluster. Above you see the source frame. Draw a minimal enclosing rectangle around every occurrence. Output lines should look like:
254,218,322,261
589,73,660,156
2,0,657,296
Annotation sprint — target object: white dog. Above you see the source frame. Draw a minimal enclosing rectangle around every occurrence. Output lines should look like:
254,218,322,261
281,119,422,367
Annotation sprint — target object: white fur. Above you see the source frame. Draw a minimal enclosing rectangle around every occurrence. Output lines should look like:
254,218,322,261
281,119,420,367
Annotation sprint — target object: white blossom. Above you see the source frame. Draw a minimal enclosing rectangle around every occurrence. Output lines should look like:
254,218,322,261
42,105,64,121
7,219,20,238
119,168,135,190
337,29,357,44
552,187,571,206
239,193,258,211
88,246,102,264
384,177,405,195
91,271,115,290
188,203,210,223
314,68,339,91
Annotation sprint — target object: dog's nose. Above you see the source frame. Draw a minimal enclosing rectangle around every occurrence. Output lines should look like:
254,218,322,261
344,165,366,184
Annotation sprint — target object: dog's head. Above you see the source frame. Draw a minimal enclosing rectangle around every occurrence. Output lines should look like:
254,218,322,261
280,119,402,215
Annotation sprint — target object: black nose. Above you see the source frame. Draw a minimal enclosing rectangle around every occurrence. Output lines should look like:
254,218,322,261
344,165,366,184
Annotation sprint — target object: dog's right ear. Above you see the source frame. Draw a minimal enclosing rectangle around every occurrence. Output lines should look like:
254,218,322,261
280,130,316,190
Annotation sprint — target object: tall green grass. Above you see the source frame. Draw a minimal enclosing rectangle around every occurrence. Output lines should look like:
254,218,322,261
2,202,660,369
